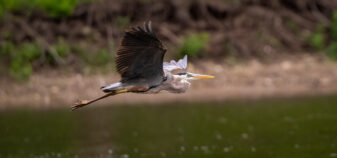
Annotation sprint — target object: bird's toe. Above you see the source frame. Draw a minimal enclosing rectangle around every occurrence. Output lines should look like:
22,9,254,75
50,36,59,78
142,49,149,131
71,100,89,111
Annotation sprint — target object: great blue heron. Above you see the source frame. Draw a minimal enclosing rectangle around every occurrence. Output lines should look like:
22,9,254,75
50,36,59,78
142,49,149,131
72,22,214,110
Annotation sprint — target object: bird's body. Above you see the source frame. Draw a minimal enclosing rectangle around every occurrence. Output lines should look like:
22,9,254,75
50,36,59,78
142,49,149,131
72,22,213,110
101,71,191,94
148,72,191,94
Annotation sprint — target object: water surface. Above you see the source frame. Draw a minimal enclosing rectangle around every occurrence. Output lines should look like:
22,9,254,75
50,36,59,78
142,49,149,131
1,95,337,158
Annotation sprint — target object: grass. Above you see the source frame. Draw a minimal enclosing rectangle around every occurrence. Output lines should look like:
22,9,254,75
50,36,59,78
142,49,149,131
178,32,209,58
115,16,130,29
332,11,337,41
306,11,337,60
0,0,91,18
326,11,337,60
82,49,111,66
307,31,325,50
0,94,337,157
6,42,41,81
0,40,114,81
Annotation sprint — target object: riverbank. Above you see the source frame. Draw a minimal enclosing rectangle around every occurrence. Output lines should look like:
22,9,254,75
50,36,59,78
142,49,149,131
1,54,337,109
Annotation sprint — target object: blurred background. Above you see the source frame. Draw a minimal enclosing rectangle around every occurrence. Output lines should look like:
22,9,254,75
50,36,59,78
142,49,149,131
1,0,337,157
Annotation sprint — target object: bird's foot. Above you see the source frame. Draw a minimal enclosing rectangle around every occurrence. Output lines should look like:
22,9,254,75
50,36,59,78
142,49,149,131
71,100,89,111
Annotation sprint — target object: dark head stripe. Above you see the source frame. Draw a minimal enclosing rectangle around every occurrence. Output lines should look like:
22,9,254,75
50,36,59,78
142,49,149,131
177,72,187,75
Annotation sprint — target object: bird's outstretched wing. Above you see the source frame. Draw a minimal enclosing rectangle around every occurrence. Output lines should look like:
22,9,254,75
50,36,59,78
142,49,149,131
116,22,166,84
163,55,188,72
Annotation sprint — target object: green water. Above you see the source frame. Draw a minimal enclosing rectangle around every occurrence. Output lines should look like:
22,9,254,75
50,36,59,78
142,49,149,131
1,95,337,158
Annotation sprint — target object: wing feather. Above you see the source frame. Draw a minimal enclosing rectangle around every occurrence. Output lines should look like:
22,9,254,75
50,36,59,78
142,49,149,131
115,22,166,85
163,55,188,72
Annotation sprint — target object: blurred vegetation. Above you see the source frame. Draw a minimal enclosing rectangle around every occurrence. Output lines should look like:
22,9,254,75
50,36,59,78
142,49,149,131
52,39,70,59
178,32,209,58
0,0,90,18
307,11,337,60
1,42,40,81
82,49,111,67
326,11,337,60
307,30,324,51
115,16,130,29
1,0,337,81
0,40,114,81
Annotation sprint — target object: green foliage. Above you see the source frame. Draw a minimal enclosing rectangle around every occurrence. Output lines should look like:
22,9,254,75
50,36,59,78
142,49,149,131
115,16,130,29
327,42,337,60
0,41,14,57
285,19,300,32
1,40,74,81
307,24,325,51
327,11,337,60
1,31,12,40
36,0,79,18
0,0,89,18
91,49,110,66
332,11,337,41
42,39,71,65
83,49,111,66
178,32,209,58
306,19,337,61
53,38,70,58
307,32,325,50
7,42,41,81
0,37,116,81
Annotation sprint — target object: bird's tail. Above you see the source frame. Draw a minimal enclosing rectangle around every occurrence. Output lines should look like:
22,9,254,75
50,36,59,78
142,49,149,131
101,82,123,93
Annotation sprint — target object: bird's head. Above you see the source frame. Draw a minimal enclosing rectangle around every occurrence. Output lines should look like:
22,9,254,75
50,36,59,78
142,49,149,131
176,72,215,80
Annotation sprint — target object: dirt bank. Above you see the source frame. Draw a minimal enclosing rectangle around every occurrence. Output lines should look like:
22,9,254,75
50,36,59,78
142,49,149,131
1,54,337,109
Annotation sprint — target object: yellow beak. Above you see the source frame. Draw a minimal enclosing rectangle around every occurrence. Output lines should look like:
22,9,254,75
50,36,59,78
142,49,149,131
193,75,215,79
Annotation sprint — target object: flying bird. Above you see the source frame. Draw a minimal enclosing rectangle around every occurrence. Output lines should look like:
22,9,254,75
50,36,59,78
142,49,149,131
72,22,214,110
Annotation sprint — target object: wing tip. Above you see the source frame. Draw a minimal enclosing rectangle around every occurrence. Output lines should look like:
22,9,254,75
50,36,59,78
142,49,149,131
126,21,157,39
180,55,188,69
144,21,153,33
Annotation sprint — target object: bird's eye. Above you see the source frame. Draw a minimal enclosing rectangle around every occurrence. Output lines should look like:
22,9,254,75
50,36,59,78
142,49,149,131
177,72,187,76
